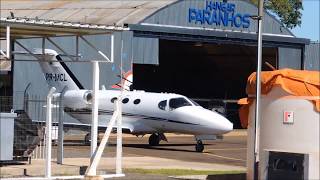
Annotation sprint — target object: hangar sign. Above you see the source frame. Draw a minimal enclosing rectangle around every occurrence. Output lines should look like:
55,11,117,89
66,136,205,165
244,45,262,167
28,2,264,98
188,1,251,28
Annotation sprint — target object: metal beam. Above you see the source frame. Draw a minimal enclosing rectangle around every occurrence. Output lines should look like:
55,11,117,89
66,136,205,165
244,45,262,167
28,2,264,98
46,37,76,61
80,36,112,62
14,40,42,61
129,24,310,46
6,26,10,58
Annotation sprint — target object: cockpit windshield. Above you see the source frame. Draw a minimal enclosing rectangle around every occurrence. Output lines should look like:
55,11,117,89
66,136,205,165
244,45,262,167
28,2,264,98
169,97,192,110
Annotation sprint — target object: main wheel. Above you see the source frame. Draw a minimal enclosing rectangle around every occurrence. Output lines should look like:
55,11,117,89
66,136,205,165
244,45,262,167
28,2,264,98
195,140,204,152
84,133,90,145
149,133,160,146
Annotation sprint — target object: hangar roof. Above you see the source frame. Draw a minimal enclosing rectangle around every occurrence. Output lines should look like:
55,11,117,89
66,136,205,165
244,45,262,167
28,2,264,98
0,0,176,38
0,16,129,38
0,0,176,26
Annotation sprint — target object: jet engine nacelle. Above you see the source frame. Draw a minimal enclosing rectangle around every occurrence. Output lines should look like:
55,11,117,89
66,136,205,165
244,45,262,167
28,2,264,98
60,90,93,109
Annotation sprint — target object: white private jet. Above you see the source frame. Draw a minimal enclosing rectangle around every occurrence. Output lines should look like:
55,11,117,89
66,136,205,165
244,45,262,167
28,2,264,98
34,49,233,152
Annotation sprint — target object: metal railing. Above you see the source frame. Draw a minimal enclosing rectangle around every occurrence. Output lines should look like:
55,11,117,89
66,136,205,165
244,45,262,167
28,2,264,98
0,94,62,160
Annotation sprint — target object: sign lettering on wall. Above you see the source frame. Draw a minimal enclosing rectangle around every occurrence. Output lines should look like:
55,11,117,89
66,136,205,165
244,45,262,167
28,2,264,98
188,1,251,28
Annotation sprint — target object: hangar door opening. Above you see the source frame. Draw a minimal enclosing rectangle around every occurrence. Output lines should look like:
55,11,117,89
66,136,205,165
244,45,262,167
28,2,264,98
133,39,277,128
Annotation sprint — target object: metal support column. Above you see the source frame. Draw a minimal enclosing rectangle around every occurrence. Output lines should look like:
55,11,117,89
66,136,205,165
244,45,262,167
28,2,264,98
86,100,121,176
6,26,10,58
90,61,100,175
111,34,114,63
57,87,67,164
253,0,264,179
45,87,56,178
42,37,45,55
76,36,79,61
116,39,124,174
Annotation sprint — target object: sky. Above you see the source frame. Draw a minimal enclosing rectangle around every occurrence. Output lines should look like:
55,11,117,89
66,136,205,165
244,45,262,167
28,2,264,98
291,0,320,41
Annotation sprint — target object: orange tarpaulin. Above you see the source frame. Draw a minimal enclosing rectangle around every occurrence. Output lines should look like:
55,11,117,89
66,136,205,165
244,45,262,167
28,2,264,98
238,69,320,128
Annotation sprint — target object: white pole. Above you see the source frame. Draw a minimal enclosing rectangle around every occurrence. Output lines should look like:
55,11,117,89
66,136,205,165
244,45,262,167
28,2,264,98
90,61,99,175
6,26,10,58
116,40,124,174
86,101,120,176
45,87,56,178
116,101,122,174
111,34,114,63
254,0,264,179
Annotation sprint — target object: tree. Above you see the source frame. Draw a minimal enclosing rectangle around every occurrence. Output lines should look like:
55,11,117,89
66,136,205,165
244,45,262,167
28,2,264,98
250,0,303,29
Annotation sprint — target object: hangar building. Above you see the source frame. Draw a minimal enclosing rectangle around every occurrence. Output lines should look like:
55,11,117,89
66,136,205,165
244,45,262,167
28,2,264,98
1,0,319,128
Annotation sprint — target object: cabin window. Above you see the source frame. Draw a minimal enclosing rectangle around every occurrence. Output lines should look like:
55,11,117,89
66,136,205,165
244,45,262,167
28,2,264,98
133,99,141,105
122,98,129,104
169,98,192,110
111,97,117,103
158,100,167,110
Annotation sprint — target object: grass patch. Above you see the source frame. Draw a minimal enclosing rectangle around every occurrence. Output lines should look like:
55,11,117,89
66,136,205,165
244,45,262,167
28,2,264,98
124,168,245,176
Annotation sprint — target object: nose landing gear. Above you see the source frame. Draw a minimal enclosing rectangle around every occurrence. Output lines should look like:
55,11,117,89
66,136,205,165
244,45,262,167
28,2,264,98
195,140,204,152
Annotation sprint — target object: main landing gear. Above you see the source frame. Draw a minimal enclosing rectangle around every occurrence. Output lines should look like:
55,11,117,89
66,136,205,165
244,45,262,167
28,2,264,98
84,133,91,145
195,140,204,152
148,133,167,146
149,133,160,146
84,133,100,145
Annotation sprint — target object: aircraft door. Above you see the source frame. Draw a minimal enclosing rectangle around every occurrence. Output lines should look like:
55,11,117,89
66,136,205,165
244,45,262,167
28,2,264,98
157,99,170,130
167,97,193,124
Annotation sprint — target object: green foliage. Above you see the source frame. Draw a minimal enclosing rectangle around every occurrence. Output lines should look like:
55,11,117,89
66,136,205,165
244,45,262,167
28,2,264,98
250,0,303,29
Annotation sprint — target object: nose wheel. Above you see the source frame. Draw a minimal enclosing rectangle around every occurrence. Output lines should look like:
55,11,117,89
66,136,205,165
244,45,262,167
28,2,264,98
195,140,204,152
149,133,161,146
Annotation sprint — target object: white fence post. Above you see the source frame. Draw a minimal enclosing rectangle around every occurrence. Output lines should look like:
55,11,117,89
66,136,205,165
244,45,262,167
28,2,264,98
45,87,56,178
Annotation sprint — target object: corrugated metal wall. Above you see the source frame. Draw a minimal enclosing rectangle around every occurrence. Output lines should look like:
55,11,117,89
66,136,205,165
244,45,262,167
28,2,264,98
304,43,320,71
142,0,293,36
278,47,302,69
133,37,159,64
138,0,304,71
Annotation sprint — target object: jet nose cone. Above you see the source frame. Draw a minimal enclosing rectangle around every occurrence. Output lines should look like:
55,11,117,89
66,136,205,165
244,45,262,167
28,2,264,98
207,111,233,134
221,118,233,133
196,108,233,134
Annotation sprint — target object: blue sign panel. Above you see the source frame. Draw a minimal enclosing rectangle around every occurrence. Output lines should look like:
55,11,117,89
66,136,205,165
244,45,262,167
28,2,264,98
189,1,251,28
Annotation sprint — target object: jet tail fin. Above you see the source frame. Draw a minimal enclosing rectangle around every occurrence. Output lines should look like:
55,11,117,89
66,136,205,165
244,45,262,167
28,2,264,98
111,71,133,91
35,49,84,92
